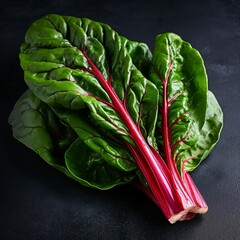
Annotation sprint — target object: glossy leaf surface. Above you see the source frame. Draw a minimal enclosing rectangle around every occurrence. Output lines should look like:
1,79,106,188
65,138,135,189
53,107,136,172
149,33,222,173
9,89,76,175
9,90,136,189
20,14,158,148
183,91,223,171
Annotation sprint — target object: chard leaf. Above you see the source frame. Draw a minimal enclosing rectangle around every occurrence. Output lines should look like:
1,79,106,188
182,91,223,172
20,14,159,148
122,37,152,77
9,90,136,189
150,33,222,173
8,89,76,175
53,107,136,172
65,138,135,190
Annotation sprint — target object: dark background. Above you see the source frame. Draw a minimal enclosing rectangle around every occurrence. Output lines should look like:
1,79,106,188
1,0,239,239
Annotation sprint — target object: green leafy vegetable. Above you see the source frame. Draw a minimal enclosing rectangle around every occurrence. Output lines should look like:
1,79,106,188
9,90,136,189
9,14,223,223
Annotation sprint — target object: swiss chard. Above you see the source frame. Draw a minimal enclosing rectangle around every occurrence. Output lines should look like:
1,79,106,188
9,14,223,223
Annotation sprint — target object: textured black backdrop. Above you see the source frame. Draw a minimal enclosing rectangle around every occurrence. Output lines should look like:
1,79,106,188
1,0,239,239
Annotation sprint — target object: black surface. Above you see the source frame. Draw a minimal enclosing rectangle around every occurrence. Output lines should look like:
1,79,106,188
1,0,239,239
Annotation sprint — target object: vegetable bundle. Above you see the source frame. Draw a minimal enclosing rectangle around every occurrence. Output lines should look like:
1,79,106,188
9,14,223,223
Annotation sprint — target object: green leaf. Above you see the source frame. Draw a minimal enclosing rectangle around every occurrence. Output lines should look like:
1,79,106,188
9,90,136,189
65,138,135,190
53,107,136,172
149,32,222,173
122,37,152,77
182,91,223,172
8,89,76,176
150,32,208,127
20,14,159,148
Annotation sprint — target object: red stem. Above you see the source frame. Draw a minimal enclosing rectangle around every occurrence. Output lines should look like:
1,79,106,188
75,48,207,223
169,112,188,130
159,59,208,219
80,49,179,214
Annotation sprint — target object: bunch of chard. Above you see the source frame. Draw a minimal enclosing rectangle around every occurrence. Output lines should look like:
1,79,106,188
9,14,223,223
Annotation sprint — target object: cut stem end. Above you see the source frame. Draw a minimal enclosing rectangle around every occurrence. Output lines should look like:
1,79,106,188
168,206,208,224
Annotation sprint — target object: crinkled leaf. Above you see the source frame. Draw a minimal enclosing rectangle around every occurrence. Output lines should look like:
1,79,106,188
53,107,136,172
9,90,136,189
20,14,159,148
182,91,223,171
8,89,76,175
65,138,135,190
122,37,152,77
149,33,222,173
